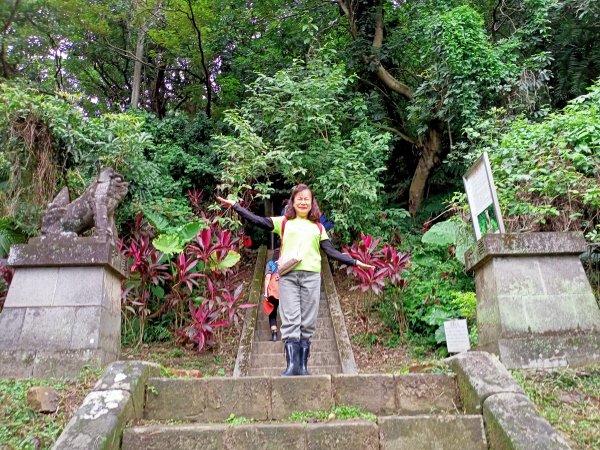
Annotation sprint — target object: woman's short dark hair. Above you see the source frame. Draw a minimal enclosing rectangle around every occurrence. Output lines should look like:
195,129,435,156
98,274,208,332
283,184,322,221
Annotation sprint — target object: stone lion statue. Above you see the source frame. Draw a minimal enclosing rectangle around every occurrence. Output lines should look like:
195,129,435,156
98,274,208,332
41,168,128,243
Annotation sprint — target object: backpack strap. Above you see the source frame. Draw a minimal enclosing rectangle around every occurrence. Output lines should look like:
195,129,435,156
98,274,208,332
281,217,287,240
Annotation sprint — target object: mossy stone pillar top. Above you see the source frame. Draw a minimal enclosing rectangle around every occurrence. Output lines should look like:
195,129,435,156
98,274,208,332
465,232,600,369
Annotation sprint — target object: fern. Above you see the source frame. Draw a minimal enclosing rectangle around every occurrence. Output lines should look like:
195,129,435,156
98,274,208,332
0,218,27,258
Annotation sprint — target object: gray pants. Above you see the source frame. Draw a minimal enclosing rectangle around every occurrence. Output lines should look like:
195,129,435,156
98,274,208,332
278,270,321,341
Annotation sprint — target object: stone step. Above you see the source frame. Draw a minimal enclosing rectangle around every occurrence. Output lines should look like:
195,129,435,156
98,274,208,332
247,366,342,376
143,374,459,422
123,416,487,450
251,351,340,369
254,327,335,341
252,339,338,355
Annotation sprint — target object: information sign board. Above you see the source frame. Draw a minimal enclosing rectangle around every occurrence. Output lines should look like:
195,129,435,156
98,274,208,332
463,152,505,240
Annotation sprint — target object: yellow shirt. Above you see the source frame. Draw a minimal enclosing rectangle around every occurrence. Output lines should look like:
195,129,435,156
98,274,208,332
271,216,327,272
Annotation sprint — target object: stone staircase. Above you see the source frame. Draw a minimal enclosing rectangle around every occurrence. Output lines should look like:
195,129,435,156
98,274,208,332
234,247,357,377
121,372,487,450
51,249,572,450
249,286,342,376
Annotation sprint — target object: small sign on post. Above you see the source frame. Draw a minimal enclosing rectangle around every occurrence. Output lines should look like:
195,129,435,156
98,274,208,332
463,152,505,240
444,319,471,354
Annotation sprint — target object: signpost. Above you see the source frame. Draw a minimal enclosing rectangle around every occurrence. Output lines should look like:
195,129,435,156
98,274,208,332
463,152,505,240
444,319,471,354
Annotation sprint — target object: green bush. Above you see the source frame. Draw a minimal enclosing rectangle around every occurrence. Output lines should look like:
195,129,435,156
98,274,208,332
214,50,397,241
463,80,600,236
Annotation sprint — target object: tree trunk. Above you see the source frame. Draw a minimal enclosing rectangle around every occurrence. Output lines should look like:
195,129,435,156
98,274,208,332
335,0,445,215
408,121,443,215
130,31,145,109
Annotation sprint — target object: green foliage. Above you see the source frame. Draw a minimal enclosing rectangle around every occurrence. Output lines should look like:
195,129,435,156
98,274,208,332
225,414,252,425
0,84,220,234
0,218,27,258
0,368,100,450
215,50,394,241
379,231,475,347
421,218,475,265
408,5,520,132
152,221,206,256
463,80,600,234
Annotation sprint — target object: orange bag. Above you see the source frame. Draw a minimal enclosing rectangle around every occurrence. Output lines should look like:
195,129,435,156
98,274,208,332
262,273,279,315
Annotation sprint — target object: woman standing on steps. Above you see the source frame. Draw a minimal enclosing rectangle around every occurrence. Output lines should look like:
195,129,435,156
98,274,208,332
217,184,374,376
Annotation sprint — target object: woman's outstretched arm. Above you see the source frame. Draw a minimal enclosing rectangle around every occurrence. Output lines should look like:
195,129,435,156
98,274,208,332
216,196,274,230
320,240,375,270
320,240,356,266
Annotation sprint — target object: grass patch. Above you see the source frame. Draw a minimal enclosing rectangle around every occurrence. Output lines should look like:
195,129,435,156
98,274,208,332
0,366,100,450
288,405,377,423
225,413,252,426
512,364,600,449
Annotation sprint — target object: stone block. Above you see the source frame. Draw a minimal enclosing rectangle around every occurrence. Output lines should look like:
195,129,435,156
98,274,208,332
99,304,120,358
204,377,270,421
3,267,59,307
395,374,459,414
94,360,160,419
52,389,133,450
483,392,571,450
70,306,102,350
0,307,26,347
18,307,76,350
0,350,36,377
271,375,333,420
144,378,207,421
465,232,587,272
122,424,226,450
497,333,600,369
378,415,487,450
447,351,523,414
224,423,306,450
467,232,600,369
53,267,105,306
538,255,592,295
9,237,128,278
332,374,396,414
494,258,545,297
32,349,105,378
306,420,379,450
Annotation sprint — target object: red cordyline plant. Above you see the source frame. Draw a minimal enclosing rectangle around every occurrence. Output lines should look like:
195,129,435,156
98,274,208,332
121,201,254,352
120,214,170,346
342,234,410,332
0,259,14,313
176,300,229,350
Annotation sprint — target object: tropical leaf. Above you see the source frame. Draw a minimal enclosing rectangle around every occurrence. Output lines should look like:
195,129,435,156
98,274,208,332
152,234,183,255
421,221,458,247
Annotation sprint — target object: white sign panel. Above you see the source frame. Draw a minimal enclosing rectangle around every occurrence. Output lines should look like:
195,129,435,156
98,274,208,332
444,319,470,354
463,152,505,240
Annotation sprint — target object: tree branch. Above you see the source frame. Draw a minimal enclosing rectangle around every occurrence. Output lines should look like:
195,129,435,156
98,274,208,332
375,124,416,145
185,0,212,118
1,0,20,35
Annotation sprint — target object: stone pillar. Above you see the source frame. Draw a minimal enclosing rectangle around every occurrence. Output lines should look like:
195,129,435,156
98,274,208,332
0,237,127,378
465,232,600,369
